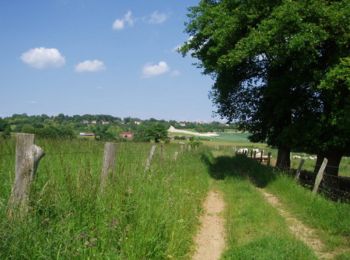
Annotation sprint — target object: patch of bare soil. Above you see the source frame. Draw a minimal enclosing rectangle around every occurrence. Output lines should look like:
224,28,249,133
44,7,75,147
259,189,345,259
192,190,226,260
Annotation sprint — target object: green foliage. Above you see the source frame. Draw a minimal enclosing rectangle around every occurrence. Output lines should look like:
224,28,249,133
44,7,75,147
135,123,168,143
183,0,350,171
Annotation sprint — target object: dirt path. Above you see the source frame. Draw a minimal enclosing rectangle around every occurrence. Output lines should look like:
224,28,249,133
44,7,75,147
192,190,225,260
259,189,337,259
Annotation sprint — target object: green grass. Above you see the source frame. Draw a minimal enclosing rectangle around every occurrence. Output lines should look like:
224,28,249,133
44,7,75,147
201,153,317,259
207,154,350,258
0,139,209,259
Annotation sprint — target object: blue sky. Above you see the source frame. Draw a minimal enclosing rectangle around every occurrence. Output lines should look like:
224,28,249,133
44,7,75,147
0,0,218,121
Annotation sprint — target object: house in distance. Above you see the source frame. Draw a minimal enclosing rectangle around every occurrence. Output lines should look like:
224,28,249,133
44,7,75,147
120,131,134,140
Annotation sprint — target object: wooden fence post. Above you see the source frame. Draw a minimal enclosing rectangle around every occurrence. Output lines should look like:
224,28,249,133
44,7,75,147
294,159,305,181
267,152,271,166
145,145,156,172
100,142,117,190
253,151,256,159
8,133,44,218
173,151,179,161
250,150,253,158
260,150,263,163
312,158,328,194
160,144,164,161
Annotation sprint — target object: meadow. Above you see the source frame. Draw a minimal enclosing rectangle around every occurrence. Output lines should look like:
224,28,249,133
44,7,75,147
0,137,349,259
0,138,209,259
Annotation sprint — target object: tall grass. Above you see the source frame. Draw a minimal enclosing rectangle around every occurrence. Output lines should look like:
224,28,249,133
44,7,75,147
0,139,209,259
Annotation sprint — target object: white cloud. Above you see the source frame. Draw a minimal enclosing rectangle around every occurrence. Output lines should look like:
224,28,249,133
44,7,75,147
170,70,181,77
21,47,65,69
113,19,124,30
113,11,134,30
148,11,168,24
75,60,106,73
142,61,170,78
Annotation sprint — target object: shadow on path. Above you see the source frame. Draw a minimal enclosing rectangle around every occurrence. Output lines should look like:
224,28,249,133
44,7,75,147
201,153,277,188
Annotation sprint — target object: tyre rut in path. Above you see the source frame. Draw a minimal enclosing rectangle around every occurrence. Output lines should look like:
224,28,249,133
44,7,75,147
192,190,225,260
259,189,342,259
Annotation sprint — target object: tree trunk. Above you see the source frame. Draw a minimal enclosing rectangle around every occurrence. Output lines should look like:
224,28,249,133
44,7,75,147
314,151,342,176
276,146,291,170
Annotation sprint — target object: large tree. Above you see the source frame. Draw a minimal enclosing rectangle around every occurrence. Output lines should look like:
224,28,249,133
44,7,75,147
182,0,350,173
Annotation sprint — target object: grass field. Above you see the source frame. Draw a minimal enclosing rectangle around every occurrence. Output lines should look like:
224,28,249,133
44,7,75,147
1,138,349,259
0,139,209,259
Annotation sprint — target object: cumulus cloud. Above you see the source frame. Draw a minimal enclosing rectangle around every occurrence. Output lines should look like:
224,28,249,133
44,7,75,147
148,11,168,24
142,61,170,78
21,47,65,69
75,60,106,73
113,11,134,30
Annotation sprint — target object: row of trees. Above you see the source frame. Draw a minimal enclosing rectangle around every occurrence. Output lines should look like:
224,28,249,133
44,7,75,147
1,114,218,143
182,0,350,175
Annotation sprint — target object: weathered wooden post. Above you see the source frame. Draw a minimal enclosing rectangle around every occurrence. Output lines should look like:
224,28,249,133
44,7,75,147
145,145,156,172
173,151,179,161
100,142,117,190
260,150,264,163
188,145,192,152
250,150,253,158
8,133,45,218
294,159,305,181
312,158,328,194
160,143,164,161
180,144,185,153
267,152,272,166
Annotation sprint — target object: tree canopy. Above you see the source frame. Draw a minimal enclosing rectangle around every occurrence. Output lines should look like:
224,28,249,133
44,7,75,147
182,0,350,174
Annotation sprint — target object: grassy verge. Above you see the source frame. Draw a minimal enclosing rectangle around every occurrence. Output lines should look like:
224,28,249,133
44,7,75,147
206,153,350,258
0,139,209,259
202,153,316,259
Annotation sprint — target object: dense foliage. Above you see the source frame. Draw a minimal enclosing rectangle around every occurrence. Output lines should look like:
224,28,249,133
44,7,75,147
182,0,350,174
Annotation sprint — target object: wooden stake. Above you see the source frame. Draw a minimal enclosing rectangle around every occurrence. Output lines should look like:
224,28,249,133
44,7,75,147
160,143,164,161
100,142,117,190
8,133,44,218
173,151,179,161
294,159,305,181
267,152,271,166
145,145,156,172
312,158,328,194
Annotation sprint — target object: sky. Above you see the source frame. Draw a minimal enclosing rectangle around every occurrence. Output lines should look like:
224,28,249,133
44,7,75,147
0,0,219,122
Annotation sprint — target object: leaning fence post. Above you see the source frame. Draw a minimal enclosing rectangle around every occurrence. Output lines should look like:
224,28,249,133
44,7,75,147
100,142,117,190
267,152,271,166
294,159,305,181
8,133,45,218
145,145,156,172
312,158,328,194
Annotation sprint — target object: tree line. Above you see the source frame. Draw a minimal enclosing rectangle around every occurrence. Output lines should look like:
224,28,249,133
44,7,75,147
181,0,350,176
0,114,235,142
